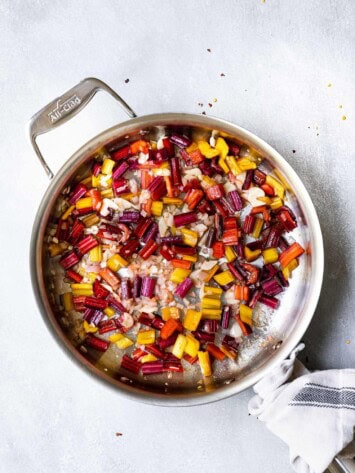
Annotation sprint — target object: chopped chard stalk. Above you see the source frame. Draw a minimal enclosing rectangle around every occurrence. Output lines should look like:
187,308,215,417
170,134,192,148
85,335,109,352
173,212,198,228
140,277,157,298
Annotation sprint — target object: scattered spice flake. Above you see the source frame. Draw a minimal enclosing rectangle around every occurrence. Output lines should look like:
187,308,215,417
342,115,347,121
346,339,351,344
115,432,123,437
208,103,213,108
202,111,206,115
124,79,130,84
339,105,343,109
197,102,203,107
213,98,217,103
207,48,211,53
220,73,225,77
292,150,296,154
327,83,332,87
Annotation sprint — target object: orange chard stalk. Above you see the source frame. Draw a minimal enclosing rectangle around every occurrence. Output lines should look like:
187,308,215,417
160,318,183,340
171,259,192,270
206,343,226,361
130,139,149,154
141,170,153,190
279,242,305,268
164,176,174,198
99,267,120,290
142,198,152,216
235,285,249,301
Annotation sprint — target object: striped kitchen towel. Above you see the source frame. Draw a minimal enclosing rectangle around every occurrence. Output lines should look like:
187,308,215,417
248,344,355,473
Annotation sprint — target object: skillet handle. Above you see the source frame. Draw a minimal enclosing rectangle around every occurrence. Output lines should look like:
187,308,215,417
28,77,137,179
327,457,352,473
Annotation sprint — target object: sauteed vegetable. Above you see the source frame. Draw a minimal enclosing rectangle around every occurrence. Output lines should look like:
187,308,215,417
47,131,304,378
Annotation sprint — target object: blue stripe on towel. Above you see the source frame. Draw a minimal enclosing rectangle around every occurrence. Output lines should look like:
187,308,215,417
289,383,355,410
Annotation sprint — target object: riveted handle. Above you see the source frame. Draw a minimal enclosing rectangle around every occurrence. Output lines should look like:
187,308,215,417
28,77,137,179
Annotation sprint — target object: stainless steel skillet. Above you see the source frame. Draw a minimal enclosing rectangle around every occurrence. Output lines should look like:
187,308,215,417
29,78,324,406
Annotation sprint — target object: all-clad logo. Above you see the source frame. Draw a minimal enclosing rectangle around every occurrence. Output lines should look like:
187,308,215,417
48,94,81,123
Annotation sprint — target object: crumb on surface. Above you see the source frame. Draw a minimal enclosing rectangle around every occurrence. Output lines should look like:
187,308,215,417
208,103,212,108
346,339,351,344
339,104,343,109
342,115,347,120
115,432,123,437
202,111,206,115
220,73,225,77
124,78,129,83
327,83,332,87
292,150,296,153
213,98,217,103
207,48,211,53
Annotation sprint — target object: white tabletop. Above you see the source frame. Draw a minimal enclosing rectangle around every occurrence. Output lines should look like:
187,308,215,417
1,1,354,472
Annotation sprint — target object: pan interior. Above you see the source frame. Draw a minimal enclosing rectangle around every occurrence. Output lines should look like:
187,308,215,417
35,116,317,401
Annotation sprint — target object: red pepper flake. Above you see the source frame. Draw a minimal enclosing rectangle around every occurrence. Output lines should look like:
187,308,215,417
115,432,123,437
124,78,130,83
208,103,212,108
